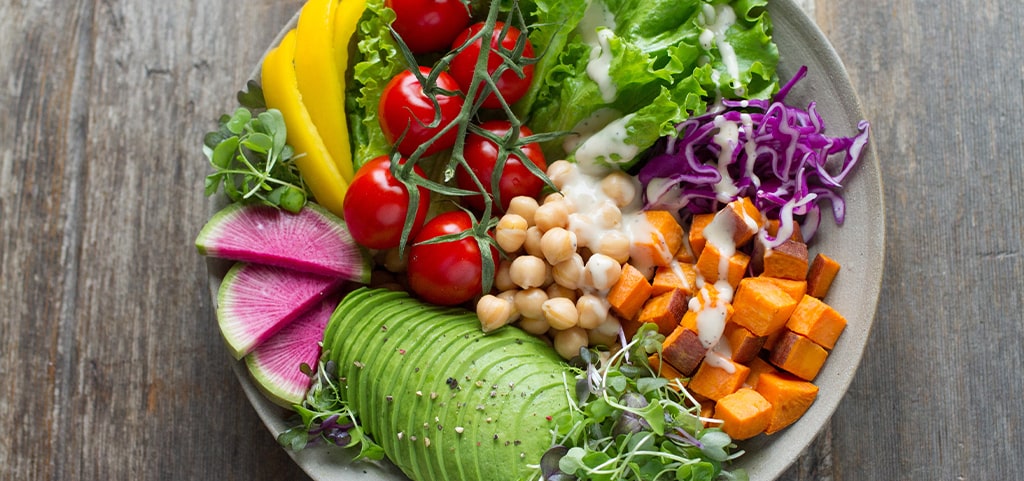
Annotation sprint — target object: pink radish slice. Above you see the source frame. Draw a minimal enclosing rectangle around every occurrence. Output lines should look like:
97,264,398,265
196,202,370,281
217,262,344,359
245,295,339,408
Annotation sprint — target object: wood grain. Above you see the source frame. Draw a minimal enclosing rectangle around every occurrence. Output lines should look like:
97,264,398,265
1,0,1021,480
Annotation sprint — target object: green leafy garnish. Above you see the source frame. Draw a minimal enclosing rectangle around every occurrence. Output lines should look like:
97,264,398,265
277,355,385,461
540,323,747,481
203,84,310,213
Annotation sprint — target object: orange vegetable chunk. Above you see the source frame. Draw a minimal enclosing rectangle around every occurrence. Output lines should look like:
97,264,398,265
661,325,706,376
764,218,803,242
723,322,766,364
806,253,841,298
688,356,750,401
713,197,765,247
759,276,808,302
731,277,799,336
687,213,715,259
695,243,750,290
769,331,828,381
607,263,652,321
632,210,684,267
714,388,774,440
637,289,689,336
651,263,697,297
746,356,779,389
762,238,809,280
647,353,685,382
786,295,848,349
755,371,819,434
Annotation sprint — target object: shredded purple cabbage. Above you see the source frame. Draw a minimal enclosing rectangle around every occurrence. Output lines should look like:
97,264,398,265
638,66,870,245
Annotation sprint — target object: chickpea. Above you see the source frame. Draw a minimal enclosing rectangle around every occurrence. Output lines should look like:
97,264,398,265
594,315,622,337
507,196,539,226
594,230,631,264
523,226,544,257
494,259,516,292
554,327,589,360
584,253,622,292
383,247,408,273
509,255,548,289
546,283,577,302
542,297,579,330
518,316,549,336
540,227,577,265
588,326,618,347
551,254,584,290
594,201,622,229
576,294,609,329
546,160,577,190
514,287,548,319
497,289,521,323
495,214,528,253
534,200,569,232
600,171,637,207
476,295,514,332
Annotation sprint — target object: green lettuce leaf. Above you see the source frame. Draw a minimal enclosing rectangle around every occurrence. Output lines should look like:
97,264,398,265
347,0,404,169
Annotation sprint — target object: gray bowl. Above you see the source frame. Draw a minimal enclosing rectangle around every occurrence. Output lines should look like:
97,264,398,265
205,0,884,479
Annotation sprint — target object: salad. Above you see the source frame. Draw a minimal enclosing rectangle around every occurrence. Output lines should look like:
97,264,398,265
196,0,870,480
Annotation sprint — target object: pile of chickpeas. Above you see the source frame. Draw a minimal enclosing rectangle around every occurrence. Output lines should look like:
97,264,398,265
475,160,646,360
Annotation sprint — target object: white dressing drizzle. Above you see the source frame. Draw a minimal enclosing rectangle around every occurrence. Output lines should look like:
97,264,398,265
698,4,743,96
573,114,640,174
579,0,619,103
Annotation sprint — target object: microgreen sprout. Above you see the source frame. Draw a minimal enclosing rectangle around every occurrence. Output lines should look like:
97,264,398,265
536,324,748,481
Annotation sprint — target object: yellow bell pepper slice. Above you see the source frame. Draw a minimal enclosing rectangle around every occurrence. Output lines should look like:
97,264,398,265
334,0,366,77
261,29,349,217
294,0,355,182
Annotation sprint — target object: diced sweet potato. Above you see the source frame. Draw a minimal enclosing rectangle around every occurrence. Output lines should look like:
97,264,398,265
762,238,809,281
755,371,819,435
764,218,803,242
607,263,653,321
745,356,779,389
763,329,784,351
723,322,766,364
695,243,750,289
710,197,764,248
786,295,847,349
632,210,684,267
686,285,735,332
731,277,799,336
675,238,696,264
699,399,716,426
714,388,774,440
637,289,688,336
806,253,841,298
688,355,751,401
759,276,808,302
661,325,707,376
769,331,828,381
647,353,685,382
651,263,697,297
687,213,715,259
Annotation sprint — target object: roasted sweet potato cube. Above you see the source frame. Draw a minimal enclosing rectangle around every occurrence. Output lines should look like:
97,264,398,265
652,263,697,297
763,238,809,281
687,213,715,258
759,276,808,302
699,399,716,426
688,356,750,401
723,322,766,364
675,238,697,264
685,285,735,332
806,253,841,298
695,243,750,290
769,331,828,381
731,277,799,336
632,210,684,267
745,356,779,389
662,325,707,376
647,353,685,383
715,388,774,440
786,295,847,349
637,289,689,336
755,371,819,435
764,218,803,242
709,197,764,248
763,328,784,351
607,263,653,321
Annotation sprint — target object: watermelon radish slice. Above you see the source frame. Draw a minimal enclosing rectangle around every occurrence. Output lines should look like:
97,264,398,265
196,202,371,282
217,262,345,359
245,295,338,408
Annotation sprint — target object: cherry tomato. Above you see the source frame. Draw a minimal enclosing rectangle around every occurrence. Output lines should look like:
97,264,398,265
385,0,471,54
343,155,430,250
449,22,535,109
407,211,497,306
455,120,547,212
379,67,465,157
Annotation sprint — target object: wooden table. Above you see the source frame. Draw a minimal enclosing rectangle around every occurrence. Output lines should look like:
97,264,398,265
2,0,1021,479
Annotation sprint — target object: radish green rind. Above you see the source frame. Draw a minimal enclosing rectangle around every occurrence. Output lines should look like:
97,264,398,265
196,202,371,283
217,262,344,359
324,288,573,481
245,296,338,408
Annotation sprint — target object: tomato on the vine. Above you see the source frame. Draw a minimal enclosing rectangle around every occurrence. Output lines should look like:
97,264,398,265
343,155,430,250
385,0,471,54
379,67,465,157
455,120,547,212
449,21,535,109
407,211,497,306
